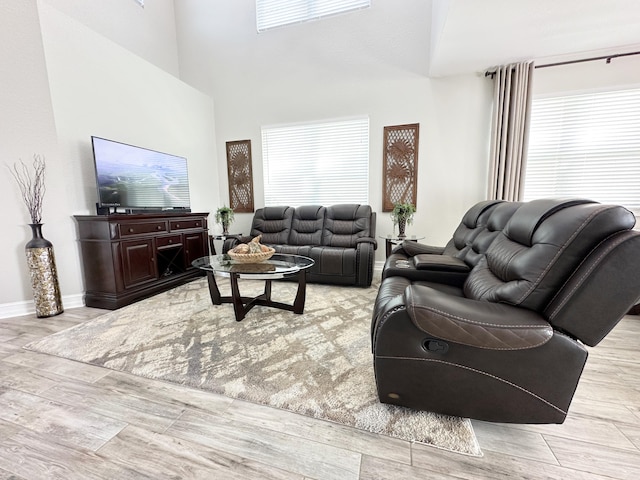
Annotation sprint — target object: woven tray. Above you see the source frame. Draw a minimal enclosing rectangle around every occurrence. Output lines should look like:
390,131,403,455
227,247,275,263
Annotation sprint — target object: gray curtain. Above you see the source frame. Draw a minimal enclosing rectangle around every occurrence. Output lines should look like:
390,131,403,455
488,61,534,201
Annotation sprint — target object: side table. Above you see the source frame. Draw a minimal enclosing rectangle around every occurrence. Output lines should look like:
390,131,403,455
209,233,243,255
380,235,425,258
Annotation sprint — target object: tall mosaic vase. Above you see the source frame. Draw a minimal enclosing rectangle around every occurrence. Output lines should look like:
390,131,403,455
397,218,407,238
25,224,63,317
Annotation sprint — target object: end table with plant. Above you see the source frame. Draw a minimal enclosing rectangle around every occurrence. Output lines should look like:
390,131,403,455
215,205,235,235
391,202,416,238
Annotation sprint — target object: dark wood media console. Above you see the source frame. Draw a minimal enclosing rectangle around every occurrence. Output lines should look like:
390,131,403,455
74,212,209,309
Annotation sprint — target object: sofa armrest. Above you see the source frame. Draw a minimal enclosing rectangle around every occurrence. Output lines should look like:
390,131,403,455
412,254,470,272
405,285,553,350
398,241,446,256
356,237,378,250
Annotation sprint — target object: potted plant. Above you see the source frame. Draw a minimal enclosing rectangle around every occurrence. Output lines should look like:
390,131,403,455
391,202,416,238
215,205,235,235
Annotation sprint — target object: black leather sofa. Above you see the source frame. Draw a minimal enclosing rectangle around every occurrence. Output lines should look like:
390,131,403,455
382,200,522,284
224,204,377,287
372,198,640,423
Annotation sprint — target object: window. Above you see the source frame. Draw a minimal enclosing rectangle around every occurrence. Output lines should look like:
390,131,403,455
261,117,369,206
523,88,640,210
256,0,370,32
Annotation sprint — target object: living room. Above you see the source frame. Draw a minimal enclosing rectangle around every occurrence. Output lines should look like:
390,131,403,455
1,0,640,478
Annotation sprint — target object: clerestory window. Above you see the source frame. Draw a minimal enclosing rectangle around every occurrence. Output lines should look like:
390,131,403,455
256,0,371,32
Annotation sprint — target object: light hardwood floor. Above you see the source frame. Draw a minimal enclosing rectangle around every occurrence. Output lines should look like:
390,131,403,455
0,306,638,479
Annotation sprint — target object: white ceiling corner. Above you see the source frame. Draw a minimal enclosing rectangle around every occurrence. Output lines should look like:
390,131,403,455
428,0,640,77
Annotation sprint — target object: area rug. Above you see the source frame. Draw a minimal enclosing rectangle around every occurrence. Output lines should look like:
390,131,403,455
25,277,482,456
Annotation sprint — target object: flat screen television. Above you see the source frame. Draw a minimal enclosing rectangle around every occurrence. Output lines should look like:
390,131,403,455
91,136,191,213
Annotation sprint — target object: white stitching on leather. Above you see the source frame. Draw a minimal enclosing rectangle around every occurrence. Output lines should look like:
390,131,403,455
412,304,548,329
547,233,629,319
374,304,407,346
408,303,552,350
376,356,567,415
514,205,612,305
543,234,612,310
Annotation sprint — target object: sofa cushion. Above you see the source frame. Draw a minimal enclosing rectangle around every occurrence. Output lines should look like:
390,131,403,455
443,200,504,256
289,205,325,246
250,206,294,244
322,204,373,248
308,246,357,284
464,199,636,311
458,201,522,268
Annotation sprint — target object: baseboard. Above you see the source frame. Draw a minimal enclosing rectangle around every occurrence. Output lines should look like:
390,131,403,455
0,293,85,320
374,260,384,275
0,267,386,320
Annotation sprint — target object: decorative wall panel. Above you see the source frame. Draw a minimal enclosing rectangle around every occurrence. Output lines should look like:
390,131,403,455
382,123,419,212
226,140,254,213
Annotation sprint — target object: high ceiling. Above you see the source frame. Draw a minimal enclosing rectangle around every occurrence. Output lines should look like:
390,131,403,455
429,0,640,76
172,0,640,94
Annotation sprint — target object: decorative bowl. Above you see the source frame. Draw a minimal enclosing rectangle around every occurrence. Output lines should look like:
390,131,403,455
227,247,275,263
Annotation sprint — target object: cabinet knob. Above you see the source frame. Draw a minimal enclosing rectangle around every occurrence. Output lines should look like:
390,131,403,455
169,239,173,244
157,225,162,230
196,223,200,227
128,228,134,233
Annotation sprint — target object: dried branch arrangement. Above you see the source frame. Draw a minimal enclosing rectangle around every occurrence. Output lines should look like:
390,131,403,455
8,154,46,224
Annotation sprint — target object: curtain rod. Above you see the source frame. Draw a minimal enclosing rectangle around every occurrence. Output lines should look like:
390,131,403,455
485,50,640,77
535,50,640,69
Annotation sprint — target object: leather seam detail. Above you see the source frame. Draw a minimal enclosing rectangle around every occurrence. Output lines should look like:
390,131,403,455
513,205,612,305
408,304,551,350
410,304,549,330
376,356,567,415
547,232,629,319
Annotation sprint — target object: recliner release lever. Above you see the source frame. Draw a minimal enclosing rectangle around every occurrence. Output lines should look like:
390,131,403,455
423,338,449,354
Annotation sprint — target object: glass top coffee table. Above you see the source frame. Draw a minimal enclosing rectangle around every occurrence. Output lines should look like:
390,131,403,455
191,253,315,321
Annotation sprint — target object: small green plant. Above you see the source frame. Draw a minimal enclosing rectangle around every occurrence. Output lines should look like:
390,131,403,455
391,202,416,237
215,205,234,233
390,202,416,226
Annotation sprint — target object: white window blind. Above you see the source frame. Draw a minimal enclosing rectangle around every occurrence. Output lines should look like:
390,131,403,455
261,117,369,206
523,88,640,210
256,0,370,32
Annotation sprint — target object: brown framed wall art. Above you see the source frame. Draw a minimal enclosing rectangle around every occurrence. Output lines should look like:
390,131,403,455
226,140,254,213
382,123,419,212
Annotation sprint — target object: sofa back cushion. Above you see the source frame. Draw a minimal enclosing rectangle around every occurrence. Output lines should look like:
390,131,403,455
544,230,640,346
250,206,294,244
459,201,522,267
322,204,373,248
442,200,504,256
463,198,636,312
288,205,325,246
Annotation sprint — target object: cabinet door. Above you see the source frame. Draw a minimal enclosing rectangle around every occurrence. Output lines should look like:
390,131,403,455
121,238,157,287
184,231,207,268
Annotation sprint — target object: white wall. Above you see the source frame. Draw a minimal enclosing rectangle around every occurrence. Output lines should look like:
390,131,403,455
0,0,219,318
0,0,63,317
174,0,493,263
1,0,494,315
43,0,180,77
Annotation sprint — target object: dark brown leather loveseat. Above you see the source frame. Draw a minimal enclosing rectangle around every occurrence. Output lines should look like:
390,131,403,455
372,198,640,423
224,204,377,287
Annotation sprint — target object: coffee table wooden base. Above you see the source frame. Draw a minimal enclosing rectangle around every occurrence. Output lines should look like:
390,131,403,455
205,270,308,321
